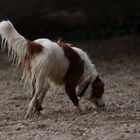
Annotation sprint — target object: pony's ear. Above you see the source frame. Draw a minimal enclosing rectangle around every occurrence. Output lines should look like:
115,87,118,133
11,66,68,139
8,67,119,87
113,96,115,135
91,76,104,98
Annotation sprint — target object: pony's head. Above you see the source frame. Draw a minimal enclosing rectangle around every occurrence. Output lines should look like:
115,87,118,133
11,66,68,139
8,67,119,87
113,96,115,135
77,75,105,108
90,75,105,108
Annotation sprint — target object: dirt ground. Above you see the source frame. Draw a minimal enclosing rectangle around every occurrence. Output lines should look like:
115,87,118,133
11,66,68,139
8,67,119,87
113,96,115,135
1,36,140,140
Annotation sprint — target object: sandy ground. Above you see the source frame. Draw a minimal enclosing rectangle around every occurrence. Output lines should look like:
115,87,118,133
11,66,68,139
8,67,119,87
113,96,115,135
1,36,140,140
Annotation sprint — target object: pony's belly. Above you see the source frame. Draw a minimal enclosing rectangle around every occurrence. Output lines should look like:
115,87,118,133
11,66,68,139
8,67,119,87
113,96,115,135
48,62,69,85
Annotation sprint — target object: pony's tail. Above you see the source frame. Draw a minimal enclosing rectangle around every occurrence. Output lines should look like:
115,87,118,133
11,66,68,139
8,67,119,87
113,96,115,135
0,20,27,64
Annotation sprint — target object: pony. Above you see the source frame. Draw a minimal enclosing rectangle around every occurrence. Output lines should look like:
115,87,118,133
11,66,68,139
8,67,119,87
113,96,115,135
0,20,105,118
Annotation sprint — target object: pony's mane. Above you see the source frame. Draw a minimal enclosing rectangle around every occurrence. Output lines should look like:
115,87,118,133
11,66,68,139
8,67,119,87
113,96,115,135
0,20,27,66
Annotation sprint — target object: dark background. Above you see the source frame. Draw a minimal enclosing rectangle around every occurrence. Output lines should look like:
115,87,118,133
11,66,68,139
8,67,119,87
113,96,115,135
1,1,140,139
0,0,140,40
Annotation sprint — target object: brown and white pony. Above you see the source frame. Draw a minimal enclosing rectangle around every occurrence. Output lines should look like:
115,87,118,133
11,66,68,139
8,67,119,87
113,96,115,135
0,20,105,118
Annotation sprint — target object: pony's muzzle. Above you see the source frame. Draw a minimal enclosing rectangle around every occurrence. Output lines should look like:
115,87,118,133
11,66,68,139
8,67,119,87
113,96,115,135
91,97,105,108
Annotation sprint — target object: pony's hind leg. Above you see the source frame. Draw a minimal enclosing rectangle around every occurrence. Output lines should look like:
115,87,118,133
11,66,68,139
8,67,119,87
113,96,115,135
39,80,50,105
35,80,50,114
25,75,46,118
30,78,43,113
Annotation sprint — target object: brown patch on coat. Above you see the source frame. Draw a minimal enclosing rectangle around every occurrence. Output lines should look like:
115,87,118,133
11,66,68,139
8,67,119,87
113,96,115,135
91,76,104,98
27,40,43,57
56,40,84,106
20,40,43,71
56,41,84,85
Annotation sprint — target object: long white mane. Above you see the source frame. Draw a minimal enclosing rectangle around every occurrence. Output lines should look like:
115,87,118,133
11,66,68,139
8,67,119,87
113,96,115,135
0,20,27,65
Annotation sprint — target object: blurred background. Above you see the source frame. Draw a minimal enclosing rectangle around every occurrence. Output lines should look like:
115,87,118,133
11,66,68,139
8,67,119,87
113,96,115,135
0,0,140,40
1,1,140,139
